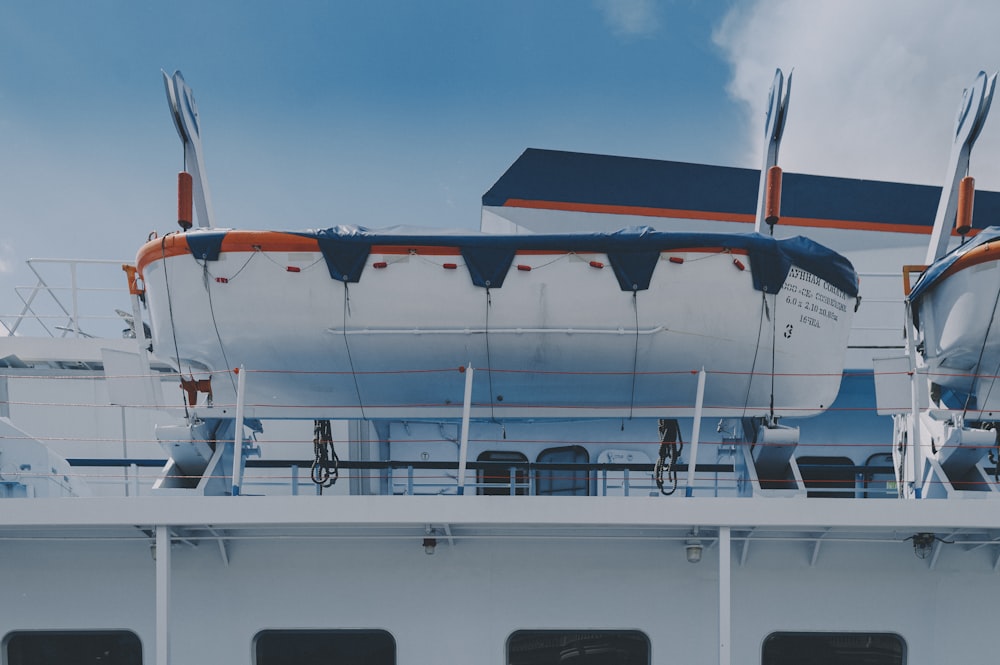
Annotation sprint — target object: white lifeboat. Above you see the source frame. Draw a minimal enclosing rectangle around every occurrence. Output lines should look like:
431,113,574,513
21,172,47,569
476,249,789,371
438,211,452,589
135,225,859,420
906,71,1000,417
909,227,1000,414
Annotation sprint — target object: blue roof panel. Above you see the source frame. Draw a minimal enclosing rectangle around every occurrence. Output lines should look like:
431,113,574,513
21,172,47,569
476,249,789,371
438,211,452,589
483,148,1000,231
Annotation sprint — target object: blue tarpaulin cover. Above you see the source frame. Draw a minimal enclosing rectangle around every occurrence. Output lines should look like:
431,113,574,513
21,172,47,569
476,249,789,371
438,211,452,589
184,225,859,296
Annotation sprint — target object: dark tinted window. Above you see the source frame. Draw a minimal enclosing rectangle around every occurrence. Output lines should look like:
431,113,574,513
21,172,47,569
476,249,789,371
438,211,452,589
5,630,142,665
535,445,590,496
862,452,896,498
254,629,394,665
507,629,649,665
477,451,528,495
763,632,905,664
797,456,856,498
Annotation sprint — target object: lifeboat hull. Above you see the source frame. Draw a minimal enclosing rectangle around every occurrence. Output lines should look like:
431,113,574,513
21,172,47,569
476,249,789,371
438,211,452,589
136,227,858,420
910,227,1000,415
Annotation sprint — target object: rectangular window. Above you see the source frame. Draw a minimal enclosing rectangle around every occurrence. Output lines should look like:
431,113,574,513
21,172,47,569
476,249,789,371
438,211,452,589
477,451,528,495
797,456,857,498
507,629,649,665
535,445,590,496
4,630,142,665
763,631,905,664
863,452,896,498
254,629,395,665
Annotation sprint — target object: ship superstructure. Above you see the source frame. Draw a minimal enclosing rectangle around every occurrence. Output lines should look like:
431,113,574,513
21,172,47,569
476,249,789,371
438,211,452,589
0,70,998,665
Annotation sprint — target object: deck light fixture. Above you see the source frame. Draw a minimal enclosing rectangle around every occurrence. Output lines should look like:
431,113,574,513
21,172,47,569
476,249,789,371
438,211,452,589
685,536,703,564
911,533,935,559
907,532,953,560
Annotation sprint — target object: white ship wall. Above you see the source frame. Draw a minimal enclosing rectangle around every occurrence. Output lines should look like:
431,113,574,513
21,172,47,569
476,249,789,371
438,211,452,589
0,528,995,663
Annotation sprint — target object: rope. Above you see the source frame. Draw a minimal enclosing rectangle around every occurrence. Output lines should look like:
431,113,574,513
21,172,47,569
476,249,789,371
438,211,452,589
161,237,188,419
654,418,683,496
341,282,367,420
202,260,238,396
741,290,770,419
311,419,339,492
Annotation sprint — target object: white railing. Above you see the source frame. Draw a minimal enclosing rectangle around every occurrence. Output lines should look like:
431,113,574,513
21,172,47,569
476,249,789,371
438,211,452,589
3,258,131,339
848,270,907,349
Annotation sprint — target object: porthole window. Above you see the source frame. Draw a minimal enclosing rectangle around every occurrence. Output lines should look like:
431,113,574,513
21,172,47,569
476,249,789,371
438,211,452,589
4,630,142,665
254,629,395,665
762,631,905,664
507,629,649,664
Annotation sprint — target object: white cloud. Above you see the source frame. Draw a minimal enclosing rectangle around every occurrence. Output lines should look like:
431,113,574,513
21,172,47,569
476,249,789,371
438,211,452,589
0,241,14,274
595,0,661,38
714,0,1000,190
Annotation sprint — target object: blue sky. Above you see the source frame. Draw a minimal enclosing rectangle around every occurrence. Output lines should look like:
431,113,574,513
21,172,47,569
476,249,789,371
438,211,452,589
0,2,734,263
3,0,1000,328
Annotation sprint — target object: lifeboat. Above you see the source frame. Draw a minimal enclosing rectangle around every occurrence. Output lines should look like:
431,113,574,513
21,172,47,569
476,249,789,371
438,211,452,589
908,226,1000,415
134,225,859,420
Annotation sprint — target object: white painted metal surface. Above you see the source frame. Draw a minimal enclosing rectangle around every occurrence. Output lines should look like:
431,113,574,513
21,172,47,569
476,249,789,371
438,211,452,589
7,70,1000,665
155,524,170,665
913,259,1000,414
138,240,855,421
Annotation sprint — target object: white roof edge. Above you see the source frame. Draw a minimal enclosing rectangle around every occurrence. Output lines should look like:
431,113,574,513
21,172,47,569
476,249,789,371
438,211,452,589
0,495,997,531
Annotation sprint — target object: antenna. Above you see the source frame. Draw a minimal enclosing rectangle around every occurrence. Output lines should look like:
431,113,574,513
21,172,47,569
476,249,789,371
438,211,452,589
162,70,216,229
924,71,996,264
754,68,792,235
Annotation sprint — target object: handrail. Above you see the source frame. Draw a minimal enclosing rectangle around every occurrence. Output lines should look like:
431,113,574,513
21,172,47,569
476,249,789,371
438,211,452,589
65,458,909,499
902,264,928,297
4,258,130,338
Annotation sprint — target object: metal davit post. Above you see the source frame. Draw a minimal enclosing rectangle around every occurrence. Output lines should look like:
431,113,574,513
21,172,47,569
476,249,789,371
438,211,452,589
155,525,171,665
905,305,923,498
719,526,731,665
457,364,474,495
685,368,707,497
163,70,216,229
232,365,247,496
754,68,791,235
924,71,996,265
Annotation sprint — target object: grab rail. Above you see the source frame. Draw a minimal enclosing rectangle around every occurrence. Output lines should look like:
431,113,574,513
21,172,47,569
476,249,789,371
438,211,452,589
3,258,130,338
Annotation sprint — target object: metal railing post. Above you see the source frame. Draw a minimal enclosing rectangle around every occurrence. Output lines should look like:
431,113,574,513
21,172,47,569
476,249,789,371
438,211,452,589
231,366,247,496
685,368,707,497
457,364,474,495
155,525,171,665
